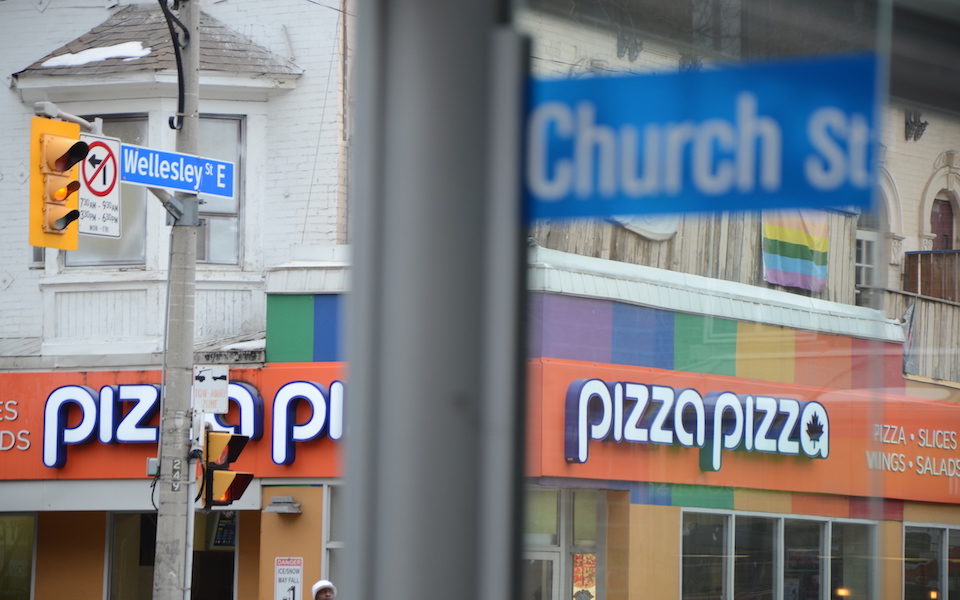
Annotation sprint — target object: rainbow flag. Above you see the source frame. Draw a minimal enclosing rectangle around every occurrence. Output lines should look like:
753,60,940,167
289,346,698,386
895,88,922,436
762,210,829,292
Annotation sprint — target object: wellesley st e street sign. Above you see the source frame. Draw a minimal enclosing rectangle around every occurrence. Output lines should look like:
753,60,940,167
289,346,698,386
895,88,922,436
119,143,235,199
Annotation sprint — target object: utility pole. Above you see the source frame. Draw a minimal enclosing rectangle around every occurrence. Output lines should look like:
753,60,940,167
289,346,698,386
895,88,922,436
153,0,200,599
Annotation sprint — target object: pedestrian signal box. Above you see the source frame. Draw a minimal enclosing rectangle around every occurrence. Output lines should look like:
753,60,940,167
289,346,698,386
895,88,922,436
202,430,253,508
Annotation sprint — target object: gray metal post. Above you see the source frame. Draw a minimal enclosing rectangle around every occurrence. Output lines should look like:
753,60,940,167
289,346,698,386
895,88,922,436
344,3,525,600
153,0,200,599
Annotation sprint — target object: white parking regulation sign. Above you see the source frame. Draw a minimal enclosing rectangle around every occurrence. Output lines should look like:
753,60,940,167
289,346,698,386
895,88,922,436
79,133,121,238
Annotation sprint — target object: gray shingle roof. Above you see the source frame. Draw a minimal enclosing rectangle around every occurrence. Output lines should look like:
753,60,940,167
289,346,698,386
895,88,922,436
14,4,302,79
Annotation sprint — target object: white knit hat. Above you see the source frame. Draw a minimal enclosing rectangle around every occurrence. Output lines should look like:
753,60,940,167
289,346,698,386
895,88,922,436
311,580,337,599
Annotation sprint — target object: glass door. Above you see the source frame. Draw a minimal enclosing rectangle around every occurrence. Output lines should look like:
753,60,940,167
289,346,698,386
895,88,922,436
523,551,561,600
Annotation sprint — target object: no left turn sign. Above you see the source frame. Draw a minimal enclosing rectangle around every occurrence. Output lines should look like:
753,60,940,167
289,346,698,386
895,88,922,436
83,141,118,197
79,133,122,238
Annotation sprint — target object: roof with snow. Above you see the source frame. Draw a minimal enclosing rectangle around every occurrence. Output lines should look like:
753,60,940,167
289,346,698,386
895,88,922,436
13,4,301,80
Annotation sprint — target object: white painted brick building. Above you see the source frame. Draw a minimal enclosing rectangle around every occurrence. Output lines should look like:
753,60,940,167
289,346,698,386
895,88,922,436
0,0,349,369
2,0,959,381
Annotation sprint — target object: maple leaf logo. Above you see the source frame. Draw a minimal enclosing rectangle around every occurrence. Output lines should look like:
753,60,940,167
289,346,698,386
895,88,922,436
805,413,825,446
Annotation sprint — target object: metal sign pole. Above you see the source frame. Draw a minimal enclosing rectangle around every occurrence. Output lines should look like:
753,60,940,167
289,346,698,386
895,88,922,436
153,0,200,599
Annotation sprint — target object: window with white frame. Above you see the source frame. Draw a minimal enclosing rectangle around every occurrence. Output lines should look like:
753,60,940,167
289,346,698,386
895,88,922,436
197,115,243,265
682,511,875,600
855,207,881,307
60,114,243,267
66,116,148,267
324,483,345,587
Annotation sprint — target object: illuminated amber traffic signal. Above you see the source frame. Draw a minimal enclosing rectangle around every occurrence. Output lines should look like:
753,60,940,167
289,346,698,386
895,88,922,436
202,430,253,508
29,117,89,250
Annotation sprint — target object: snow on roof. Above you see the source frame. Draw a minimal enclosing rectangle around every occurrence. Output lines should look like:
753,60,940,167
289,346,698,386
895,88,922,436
14,5,301,79
41,41,151,68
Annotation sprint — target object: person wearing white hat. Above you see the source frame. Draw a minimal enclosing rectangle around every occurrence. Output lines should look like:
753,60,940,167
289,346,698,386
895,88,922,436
311,579,337,600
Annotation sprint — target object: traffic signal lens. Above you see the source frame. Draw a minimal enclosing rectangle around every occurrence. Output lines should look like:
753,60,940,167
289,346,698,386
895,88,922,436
42,136,89,172
50,208,80,231
204,431,249,468
51,181,79,202
210,470,253,504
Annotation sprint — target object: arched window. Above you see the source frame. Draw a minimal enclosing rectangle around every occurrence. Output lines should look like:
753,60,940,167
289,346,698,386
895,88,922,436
855,206,882,306
931,195,954,250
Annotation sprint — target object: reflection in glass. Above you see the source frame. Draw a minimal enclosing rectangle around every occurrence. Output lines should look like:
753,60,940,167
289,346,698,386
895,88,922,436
198,216,239,264
735,516,775,600
0,515,35,600
949,530,960,600
572,490,599,548
109,513,155,600
831,522,873,600
784,520,822,600
523,558,555,600
197,116,242,264
525,488,559,546
683,512,727,600
905,527,942,600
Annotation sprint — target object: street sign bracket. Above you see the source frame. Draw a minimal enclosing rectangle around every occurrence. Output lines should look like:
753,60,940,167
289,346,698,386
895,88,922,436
149,187,185,223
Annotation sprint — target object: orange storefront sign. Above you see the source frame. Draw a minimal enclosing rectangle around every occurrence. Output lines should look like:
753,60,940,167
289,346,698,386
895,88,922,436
0,363,343,481
528,358,960,504
8,359,960,505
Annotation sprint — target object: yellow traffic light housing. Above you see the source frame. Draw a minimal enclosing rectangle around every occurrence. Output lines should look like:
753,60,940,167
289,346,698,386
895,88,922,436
29,117,89,250
202,430,253,508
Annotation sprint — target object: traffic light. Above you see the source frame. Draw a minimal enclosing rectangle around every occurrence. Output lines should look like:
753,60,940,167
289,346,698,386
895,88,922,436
202,430,253,508
29,117,89,250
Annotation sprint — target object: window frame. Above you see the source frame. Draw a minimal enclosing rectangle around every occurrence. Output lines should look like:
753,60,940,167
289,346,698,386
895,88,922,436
65,113,150,269
682,509,878,600
323,482,344,586
523,487,607,600
903,522,960,600
0,513,37,600
196,114,245,266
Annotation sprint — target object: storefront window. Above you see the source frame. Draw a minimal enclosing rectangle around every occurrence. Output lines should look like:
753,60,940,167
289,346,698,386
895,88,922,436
949,530,960,600
784,520,824,600
108,511,237,600
683,512,728,600
905,526,944,600
831,522,873,600
526,488,559,546
523,556,556,600
524,488,604,600
0,515,35,600
735,516,776,600
572,490,598,548
109,513,155,600
683,513,874,599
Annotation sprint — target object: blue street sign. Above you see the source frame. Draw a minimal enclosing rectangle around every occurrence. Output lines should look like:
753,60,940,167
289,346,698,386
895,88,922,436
119,144,235,199
525,53,879,220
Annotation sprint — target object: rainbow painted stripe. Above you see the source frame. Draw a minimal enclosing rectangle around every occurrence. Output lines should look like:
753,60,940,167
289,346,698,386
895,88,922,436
762,210,829,292
527,292,903,392
265,290,904,392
